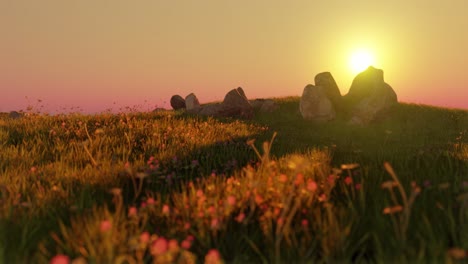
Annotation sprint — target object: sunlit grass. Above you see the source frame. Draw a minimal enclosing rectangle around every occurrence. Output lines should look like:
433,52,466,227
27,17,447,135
0,99,467,263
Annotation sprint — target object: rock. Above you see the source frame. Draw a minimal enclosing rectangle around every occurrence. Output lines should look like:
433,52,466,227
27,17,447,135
300,84,336,121
9,111,22,119
185,93,201,113
249,99,278,113
314,72,342,111
259,100,278,113
344,66,397,124
220,87,254,119
170,95,186,110
198,103,224,116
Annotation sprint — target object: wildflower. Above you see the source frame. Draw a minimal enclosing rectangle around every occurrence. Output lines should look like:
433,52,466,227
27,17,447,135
162,204,170,215
355,183,362,190
184,222,191,230
208,206,216,215
128,206,138,217
307,180,318,192
140,202,147,208
294,173,304,186
181,239,192,249
211,218,219,229
277,217,284,227
30,166,37,173
278,174,288,183
327,175,336,185
100,220,112,233
196,189,204,198
147,197,155,205
50,254,70,264
255,194,264,205
151,237,168,256
235,213,245,223
168,239,179,252
227,196,236,206
205,249,223,264
140,232,150,244
301,219,309,228
344,176,353,185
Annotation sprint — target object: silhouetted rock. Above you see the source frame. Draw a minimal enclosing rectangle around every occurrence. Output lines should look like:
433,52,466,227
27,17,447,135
9,111,22,119
185,93,201,113
300,84,336,121
314,72,342,112
250,99,279,113
170,95,186,110
221,87,253,118
344,66,397,124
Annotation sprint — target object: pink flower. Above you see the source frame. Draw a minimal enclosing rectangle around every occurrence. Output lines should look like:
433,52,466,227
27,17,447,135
301,219,309,228
184,222,191,230
235,213,245,223
344,176,353,185
211,218,219,229
196,189,204,198
181,239,192,249
355,183,362,190
168,239,179,251
147,197,155,205
294,173,304,186
227,195,236,206
151,237,168,255
50,254,70,264
278,174,288,183
205,249,222,264
208,206,216,215
99,220,112,233
140,232,150,244
307,180,318,192
128,206,137,217
30,166,37,173
162,204,170,215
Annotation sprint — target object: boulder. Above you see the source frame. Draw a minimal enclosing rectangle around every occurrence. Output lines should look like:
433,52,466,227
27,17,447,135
185,93,201,113
192,87,254,119
314,72,342,111
344,66,397,124
249,99,279,113
259,99,278,113
300,84,336,121
9,111,22,119
170,95,186,110
218,87,254,119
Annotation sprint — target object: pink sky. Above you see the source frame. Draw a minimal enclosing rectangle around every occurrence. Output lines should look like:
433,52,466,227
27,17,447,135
1,1,467,113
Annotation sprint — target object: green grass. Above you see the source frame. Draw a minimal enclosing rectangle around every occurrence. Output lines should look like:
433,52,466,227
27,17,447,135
0,97,467,263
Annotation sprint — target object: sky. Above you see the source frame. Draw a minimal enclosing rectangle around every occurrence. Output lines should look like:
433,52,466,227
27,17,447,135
1,1,467,113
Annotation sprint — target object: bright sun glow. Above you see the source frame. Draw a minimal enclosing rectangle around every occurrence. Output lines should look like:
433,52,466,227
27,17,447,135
349,50,375,74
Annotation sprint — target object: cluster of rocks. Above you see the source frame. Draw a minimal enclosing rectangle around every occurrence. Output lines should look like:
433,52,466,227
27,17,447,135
170,87,278,119
300,66,397,124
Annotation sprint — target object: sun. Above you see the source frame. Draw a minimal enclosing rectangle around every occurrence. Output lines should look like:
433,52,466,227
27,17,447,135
349,50,375,74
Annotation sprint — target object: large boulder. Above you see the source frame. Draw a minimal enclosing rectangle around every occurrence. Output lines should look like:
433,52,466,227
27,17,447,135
314,72,342,111
344,66,397,124
300,84,336,121
185,93,201,113
194,87,254,119
217,87,254,119
170,95,186,110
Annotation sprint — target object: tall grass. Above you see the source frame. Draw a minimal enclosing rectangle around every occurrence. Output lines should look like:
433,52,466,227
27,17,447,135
0,98,467,263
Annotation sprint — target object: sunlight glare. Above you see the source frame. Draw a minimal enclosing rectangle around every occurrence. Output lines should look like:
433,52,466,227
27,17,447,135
349,50,375,74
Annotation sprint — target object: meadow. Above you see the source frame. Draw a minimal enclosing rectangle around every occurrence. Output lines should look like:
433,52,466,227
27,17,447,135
0,97,467,263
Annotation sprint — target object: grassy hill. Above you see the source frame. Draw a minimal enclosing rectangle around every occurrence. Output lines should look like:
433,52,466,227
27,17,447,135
0,97,467,263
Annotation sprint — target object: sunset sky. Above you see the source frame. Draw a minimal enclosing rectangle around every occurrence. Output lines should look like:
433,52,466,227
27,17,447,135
1,1,467,113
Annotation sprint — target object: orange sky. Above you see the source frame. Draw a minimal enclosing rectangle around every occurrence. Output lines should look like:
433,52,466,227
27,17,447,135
1,1,467,113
